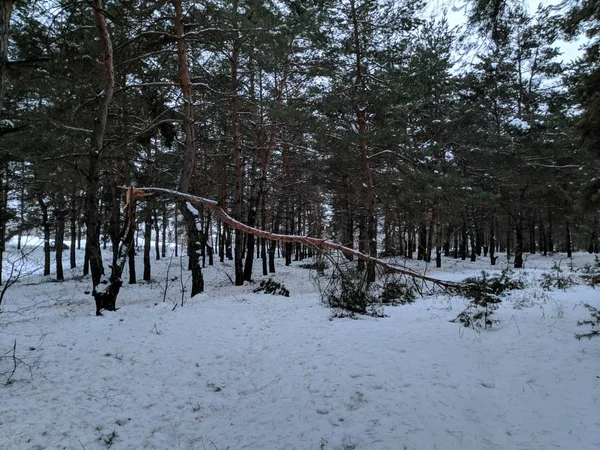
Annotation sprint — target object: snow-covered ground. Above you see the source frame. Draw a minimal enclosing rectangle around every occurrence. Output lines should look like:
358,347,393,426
1,241,599,450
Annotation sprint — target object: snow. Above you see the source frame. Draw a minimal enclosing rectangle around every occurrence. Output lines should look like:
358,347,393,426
186,201,199,216
508,117,531,131
1,241,600,450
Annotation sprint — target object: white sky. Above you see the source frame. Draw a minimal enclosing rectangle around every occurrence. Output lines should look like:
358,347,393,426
427,0,587,63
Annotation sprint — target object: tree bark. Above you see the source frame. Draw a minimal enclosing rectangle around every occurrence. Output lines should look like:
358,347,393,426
230,3,244,285
143,201,152,281
351,0,376,282
173,0,203,296
55,194,66,281
565,220,572,258
70,200,77,269
514,214,524,268
0,0,14,116
37,194,50,276
93,187,136,315
86,0,114,288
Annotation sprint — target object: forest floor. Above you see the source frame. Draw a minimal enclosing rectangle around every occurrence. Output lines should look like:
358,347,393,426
0,239,599,450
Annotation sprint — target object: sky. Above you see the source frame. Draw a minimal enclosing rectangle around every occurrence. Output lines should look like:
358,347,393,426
427,0,587,63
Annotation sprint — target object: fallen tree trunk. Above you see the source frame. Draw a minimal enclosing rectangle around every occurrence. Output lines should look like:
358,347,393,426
130,187,459,290
93,187,136,316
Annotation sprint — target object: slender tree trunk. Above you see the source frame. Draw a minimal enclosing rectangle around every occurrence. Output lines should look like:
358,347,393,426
153,204,160,261
161,204,167,258
173,0,203,296
514,214,524,268
0,0,14,117
231,34,244,285
86,0,114,287
470,224,477,262
205,211,213,266
174,209,178,258
489,220,497,265
37,195,50,276
547,211,554,253
461,221,467,261
588,218,597,254
506,221,512,262
0,169,6,284
565,220,572,258
351,0,376,282
357,214,366,270
538,218,547,256
17,162,25,250
453,225,458,259
70,201,77,269
143,202,152,281
0,2,13,284
109,178,120,266
418,222,426,261
54,195,66,281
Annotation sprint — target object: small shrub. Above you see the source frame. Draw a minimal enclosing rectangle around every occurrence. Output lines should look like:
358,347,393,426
322,267,382,317
252,279,290,297
580,256,600,287
379,279,415,305
452,270,524,329
576,303,600,340
298,261,329,272
540,262,577,290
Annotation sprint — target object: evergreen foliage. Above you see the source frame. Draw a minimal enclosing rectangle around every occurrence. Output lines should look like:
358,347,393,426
452,270,524,329
253,279,290,297
576,303,600,340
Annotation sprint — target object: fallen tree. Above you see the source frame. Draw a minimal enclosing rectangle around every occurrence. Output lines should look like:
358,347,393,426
93,186,460,316
129,187,460,290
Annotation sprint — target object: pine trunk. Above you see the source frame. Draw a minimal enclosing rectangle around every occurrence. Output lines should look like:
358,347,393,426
143,202,152,281
173,0,203,295
55,195,66,281
514,214,524,268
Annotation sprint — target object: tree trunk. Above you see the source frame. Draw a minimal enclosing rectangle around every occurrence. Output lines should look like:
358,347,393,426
418,222,426,261
514,214,524,268
0,0,14,117
92,188,136,315
243,196,257,281
565,220,572,258
489,221,497,265
153,203,160,261
0,169,6,285
351,0,376,282
174,210,178,258
506,222,511,262
461,221,467,261
588,217,598,254
173,0,203,295
143,202,152,281
37,194,50,276
161,204,167,258
547,211,554,253
109,178,120,266
55,194,66,281
470,224,477,262
86,0,114,288
70,202,77,269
